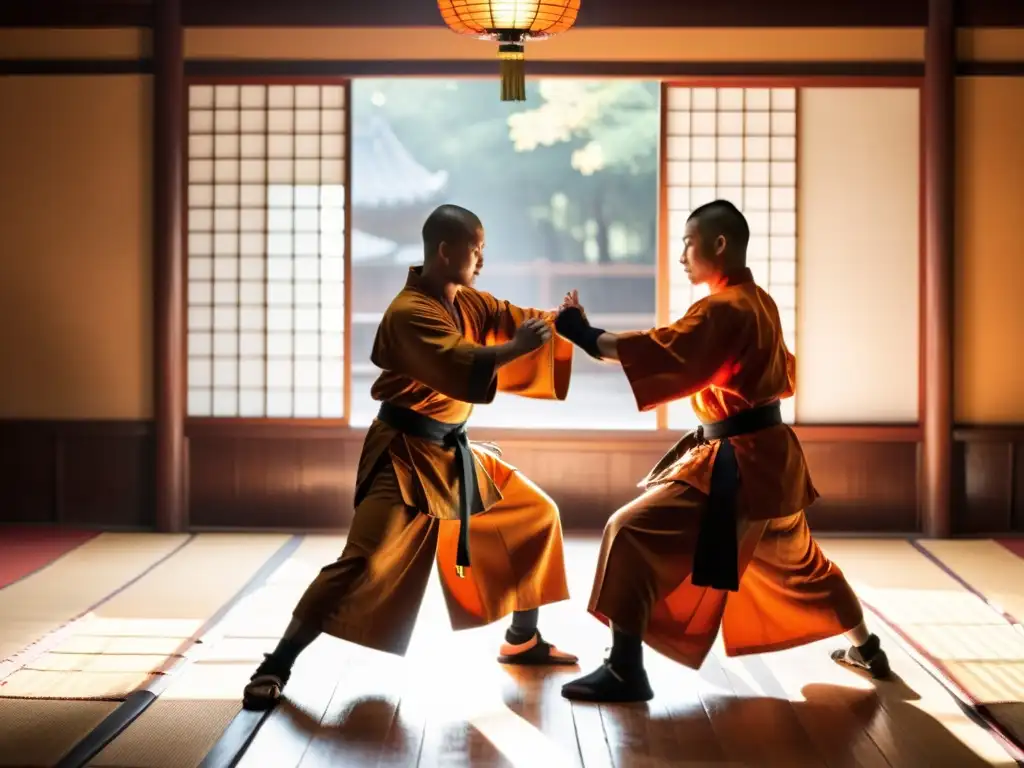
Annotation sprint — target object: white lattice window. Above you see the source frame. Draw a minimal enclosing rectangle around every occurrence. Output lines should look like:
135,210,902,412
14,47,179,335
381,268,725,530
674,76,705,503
662,86,798,428
185,83,349,419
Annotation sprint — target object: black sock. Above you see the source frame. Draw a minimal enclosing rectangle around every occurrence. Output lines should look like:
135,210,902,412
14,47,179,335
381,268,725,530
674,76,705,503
856,633,880,659
608,627,643,671
505,608,539,644
267,623,320,671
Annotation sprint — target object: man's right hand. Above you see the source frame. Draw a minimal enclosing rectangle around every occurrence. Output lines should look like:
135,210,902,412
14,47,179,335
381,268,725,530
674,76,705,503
513,317,553,352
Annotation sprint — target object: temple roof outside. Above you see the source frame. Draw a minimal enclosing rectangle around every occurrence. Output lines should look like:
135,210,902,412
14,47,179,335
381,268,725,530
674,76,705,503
351,115,449,210
351,228,398,263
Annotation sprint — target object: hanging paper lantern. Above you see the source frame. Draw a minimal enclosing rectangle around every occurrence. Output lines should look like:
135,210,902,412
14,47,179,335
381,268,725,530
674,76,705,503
437,1,581,101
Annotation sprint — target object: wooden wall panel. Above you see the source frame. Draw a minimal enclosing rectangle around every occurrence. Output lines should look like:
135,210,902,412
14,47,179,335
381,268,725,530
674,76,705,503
0,421,152,528
802,440,920,531
185,430,358,529
60,426,153,526
0,422,55,524
5,421,1024,535
1014,444,1024,533
953,428,1024,535
182,424,922,533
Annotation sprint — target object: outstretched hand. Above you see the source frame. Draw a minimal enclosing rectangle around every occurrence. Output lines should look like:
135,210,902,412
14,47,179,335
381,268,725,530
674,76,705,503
554,291,607,361
558,290,586,320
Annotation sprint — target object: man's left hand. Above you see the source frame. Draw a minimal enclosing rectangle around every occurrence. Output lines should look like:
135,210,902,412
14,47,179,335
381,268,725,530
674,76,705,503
557,290,587,320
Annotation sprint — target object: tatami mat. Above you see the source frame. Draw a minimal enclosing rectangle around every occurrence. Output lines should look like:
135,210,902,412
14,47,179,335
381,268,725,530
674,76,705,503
998,540,1024,560
88,697,244,768
0,699,117,767
88,536,346,768
919,540,1024,627
822,538,1024,756
0,527,97,590
1,533,289,701
0,534,190,674
0,534,190,628
1,621,58,662
918,540,1024,748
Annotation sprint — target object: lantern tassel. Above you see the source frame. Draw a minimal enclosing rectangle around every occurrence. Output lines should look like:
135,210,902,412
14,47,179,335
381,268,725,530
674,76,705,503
498,44,526,102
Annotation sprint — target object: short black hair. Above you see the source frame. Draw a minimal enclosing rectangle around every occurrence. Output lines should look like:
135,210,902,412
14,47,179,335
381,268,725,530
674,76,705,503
422,204,482,259
687,199,750,257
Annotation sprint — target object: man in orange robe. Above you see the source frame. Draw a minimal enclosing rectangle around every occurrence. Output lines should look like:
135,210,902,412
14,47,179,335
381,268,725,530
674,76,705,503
555,199,890,703
243,204,578,710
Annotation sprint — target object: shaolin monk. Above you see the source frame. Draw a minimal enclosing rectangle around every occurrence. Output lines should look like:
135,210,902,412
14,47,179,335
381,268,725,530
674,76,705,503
554,199,890,703
242,204,578,710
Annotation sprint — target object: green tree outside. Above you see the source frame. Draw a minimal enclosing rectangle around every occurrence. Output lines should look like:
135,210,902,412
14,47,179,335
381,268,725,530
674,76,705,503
351,79,660,266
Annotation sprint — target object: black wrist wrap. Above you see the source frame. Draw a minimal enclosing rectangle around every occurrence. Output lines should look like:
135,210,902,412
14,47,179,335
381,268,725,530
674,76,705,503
554,307,606,360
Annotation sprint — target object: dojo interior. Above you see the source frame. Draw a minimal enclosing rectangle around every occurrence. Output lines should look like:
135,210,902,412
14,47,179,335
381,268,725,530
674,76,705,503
2,3,1024,767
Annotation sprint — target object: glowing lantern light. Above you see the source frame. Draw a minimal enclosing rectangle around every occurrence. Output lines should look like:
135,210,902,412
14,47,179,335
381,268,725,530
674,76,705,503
437,1,581,101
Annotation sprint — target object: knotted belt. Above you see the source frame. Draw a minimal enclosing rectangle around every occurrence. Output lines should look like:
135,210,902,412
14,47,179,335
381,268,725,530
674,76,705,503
376,402,483,578
645,401,783,592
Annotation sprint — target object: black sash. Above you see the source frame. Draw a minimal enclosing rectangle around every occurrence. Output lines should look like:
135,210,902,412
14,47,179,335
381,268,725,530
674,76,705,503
654,402,783,592
376,402,483,578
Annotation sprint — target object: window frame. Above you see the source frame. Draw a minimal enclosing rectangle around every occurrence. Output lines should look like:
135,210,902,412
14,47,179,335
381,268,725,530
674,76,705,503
656,80,801,430
181,73,921,437
182,76,354,429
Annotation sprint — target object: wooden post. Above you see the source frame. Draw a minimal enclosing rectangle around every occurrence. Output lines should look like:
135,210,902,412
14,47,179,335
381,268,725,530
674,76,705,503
922,0,955,537
655,81,670,431
153,0,185,532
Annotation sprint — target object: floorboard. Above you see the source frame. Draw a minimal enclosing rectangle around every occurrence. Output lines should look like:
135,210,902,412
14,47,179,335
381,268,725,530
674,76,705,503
2,534,1021,767
225,537,1019,768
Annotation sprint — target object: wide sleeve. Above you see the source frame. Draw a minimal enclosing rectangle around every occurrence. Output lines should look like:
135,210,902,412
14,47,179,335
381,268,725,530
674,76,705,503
782,346,797,399
484,298,574,401
616,301,744,412
373,301,498,404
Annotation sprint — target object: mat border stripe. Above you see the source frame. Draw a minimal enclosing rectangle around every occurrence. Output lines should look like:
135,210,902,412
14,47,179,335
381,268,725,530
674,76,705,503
52,534,305,768
909,539,1024,629
853,537,1024,765
0,534,197,683
0,529,100,592
199,708,274,768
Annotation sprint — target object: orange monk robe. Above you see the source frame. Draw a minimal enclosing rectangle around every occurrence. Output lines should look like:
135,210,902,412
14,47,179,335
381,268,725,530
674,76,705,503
293,267,575,656
588,270,864,669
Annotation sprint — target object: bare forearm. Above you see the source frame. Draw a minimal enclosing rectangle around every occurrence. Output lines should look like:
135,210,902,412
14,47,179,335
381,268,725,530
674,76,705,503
596,332,622,362
475,340,532,370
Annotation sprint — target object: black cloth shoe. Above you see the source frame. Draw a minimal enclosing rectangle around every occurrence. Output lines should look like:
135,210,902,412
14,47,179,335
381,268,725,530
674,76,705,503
561,661,654,703
831,633,891,680
242,653,293,711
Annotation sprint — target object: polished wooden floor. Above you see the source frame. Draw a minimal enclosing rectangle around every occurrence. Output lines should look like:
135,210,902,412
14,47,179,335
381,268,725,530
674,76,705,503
221,539,1019,768
3,534,1022,767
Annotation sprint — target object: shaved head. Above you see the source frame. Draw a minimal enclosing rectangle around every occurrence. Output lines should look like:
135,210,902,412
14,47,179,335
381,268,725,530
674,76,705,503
687,199,750,264
422,204,483,261
420,203,486,289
